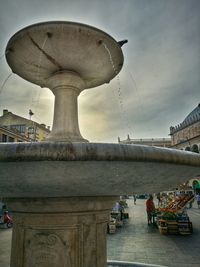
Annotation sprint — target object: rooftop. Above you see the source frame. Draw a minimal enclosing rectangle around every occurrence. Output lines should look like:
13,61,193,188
170,103,200,134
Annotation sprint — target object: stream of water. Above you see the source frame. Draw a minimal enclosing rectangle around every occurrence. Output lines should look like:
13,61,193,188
102,42,133,136
0,72,13,95
30,35,49,114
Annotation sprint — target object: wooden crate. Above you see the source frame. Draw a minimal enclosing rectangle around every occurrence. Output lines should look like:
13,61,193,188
178,221,193,235
158,226,168,234
108,223,116,234
167,221,179,234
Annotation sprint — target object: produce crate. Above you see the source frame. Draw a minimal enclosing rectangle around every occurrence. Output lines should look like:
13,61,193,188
123,212,129,219
108,223,116,234
116,220,123,227
167,221,179,234
158,219,168,234
158,225,168,234
158,219,179,234
178,221,193,235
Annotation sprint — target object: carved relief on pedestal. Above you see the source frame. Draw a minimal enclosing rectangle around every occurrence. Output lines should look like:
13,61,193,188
8,197,115,267
25,234,66,267
96,212,109,223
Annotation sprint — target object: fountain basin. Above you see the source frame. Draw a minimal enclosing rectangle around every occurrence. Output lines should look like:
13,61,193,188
0,142,199,197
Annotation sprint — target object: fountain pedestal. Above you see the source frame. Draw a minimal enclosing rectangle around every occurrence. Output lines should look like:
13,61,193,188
5,197,116,267
46,71,87,142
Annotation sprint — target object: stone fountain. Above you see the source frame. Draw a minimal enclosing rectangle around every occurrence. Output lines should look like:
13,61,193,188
0,21,200,267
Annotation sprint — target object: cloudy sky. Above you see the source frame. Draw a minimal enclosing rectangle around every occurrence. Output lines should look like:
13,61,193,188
0,0,199,143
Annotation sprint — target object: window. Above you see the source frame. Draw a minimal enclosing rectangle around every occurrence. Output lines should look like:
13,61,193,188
10,124,26,133
28,127,35,134
8,136,15,142
2,134,7,142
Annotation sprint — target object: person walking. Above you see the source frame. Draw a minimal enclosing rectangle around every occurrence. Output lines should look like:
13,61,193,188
146,194,155,225
133,194,137,205
196,193,200,208
156,192,161,206
3,211,12,227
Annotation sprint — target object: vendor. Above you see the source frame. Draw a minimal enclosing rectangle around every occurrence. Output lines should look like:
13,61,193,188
146,194,155,225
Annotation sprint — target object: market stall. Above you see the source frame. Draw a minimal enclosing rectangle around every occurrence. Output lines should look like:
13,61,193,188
156,191,194,235
108,199,129,234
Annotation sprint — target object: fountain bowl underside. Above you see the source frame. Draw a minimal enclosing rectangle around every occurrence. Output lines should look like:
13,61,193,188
0,142,199,197
6,21,123,89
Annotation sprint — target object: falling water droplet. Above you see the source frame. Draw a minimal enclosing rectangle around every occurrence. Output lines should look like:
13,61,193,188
127,68,144,115
0,54,5,61
30,35,49,114
102,43,118,75
102,42,133,135
0,72,13,95
36,35,49,83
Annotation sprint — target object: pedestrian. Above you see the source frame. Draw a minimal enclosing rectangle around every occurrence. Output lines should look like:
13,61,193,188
118,202,124,220
3,211,12,224
112,202,120,212
146,194,155,225
156,192,161,206
133,194,137,205
196,193,200,208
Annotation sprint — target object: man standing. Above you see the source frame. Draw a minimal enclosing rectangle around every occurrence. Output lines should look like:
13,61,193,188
146,194,155,225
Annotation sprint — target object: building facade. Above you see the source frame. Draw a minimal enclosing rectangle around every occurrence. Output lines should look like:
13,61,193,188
118,135,171,148
0,126,30,142
0,109,50,142
169,104,200,152
119,104,200,152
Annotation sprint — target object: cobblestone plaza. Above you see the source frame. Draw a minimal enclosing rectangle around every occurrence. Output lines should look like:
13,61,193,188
107,199,200,267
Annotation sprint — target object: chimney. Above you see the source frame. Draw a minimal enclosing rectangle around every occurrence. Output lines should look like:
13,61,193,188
3,109,9,115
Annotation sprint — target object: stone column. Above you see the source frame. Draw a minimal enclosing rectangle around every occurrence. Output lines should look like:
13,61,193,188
46,71,88,142
5,196,117,267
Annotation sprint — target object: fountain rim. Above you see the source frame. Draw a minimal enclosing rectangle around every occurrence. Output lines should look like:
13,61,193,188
0,142,199,167
5,20,122,53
